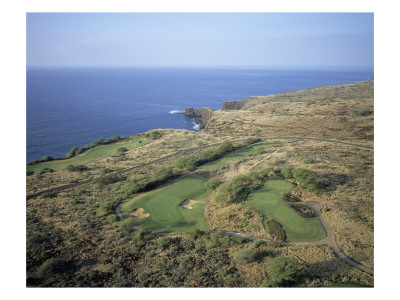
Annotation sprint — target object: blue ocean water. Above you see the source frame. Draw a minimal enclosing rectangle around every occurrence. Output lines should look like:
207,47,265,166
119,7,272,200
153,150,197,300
26,67,373,161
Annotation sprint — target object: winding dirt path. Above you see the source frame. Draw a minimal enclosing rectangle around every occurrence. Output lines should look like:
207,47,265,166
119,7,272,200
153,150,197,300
26,136,372,201
222,202,373,275
27,136,374,275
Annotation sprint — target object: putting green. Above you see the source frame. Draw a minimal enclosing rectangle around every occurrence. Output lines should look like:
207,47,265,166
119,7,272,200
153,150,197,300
202,141,283,170
27,136,150,173
245,179,326,242
120,175,210,233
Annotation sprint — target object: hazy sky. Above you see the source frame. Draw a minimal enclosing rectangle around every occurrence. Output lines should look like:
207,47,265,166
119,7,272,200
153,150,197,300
26,13,374,68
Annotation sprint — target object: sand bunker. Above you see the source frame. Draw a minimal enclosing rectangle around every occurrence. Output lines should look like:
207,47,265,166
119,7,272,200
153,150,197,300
180,199,197,209
129,208,149,218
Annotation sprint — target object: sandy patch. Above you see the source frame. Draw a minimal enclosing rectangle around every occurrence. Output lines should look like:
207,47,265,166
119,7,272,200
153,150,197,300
115,140,132,144
129,208,149,218
180,199,197,209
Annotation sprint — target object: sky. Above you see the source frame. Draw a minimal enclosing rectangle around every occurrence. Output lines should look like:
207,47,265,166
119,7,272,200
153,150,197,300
27,12,374,69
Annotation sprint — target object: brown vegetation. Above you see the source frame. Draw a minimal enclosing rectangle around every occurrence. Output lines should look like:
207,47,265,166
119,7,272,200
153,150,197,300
26,81,373,287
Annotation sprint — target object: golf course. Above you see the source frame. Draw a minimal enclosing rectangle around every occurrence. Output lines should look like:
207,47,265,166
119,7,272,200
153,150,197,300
245,179,326,242
120,175,210,233
202,140,282,170
27,136,150,173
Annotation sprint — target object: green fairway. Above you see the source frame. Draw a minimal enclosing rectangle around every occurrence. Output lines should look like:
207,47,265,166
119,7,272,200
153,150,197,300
202,141,282,170
245,179,326,242
120,175,210,233
27,137,150,173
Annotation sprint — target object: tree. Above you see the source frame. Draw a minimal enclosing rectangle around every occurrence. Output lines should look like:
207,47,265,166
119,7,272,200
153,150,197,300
265,256,299,286
175,156,197,172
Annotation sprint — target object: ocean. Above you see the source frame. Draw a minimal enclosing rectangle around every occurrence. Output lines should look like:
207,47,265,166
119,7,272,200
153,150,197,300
26,67,373,162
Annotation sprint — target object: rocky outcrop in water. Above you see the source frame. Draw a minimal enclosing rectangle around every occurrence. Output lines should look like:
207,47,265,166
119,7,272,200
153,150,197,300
184,107,214,129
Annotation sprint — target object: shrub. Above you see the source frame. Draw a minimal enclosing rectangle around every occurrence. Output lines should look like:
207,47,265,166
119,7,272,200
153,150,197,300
147,131,163,140
241,137,261,147
116,147,128,156
27,170,34,176
150,166,174,183
233,249,258,263
175,156,197,172
65,146,79,158
265,256,299,286
217,141,234,154
279,166,294,179
40,155,54,162
205,178,223,191
104,135,121,144
156,236,174,247
106,214,119,225
97,174,120,186
40,167,54,175
66,164,89,172
42,191,59,198
36,258,69,279
119,180,147,197
214,169,269,204
101,168,113,174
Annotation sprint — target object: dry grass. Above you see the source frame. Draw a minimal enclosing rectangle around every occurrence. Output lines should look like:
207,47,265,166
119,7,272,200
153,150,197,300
26,81,374,287
205,80,373,145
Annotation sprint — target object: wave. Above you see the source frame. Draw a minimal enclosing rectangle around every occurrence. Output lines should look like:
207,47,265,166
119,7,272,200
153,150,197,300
169,110,184,114
192,122,201,131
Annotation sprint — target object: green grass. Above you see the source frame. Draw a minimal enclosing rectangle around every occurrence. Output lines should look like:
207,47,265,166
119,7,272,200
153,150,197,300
120,175,210,233
245,179,326,242
202,141,282,170
27,137,150,173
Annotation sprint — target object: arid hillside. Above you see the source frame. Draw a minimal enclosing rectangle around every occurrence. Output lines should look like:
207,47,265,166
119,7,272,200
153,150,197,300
204,80,373,145
26,81,374,287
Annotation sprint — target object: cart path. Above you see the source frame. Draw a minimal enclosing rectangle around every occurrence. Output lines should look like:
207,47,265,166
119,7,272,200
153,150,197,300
222,202,373,275
26,136,373,201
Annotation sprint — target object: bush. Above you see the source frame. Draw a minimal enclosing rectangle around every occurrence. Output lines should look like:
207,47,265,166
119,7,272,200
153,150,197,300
156,236,174,247
214,169,269,204
104,135,121,144
66,164,89,172
232,248,259,263
116,147,128,156
175,156,197,172
42,191,59,198
27,170,34,176
241,137,261,147
278,167,319,193
279,166,294,179
106,214,119,225
101,168,113,174
265,256,299,286
205,178,223,191
65,146,79,158
119,180,147,197
40,167,54,175
40,155,54,162
150,166,174,183
97,174,120,186
146,131,163,140
217,141,234,154
36,258,69,279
